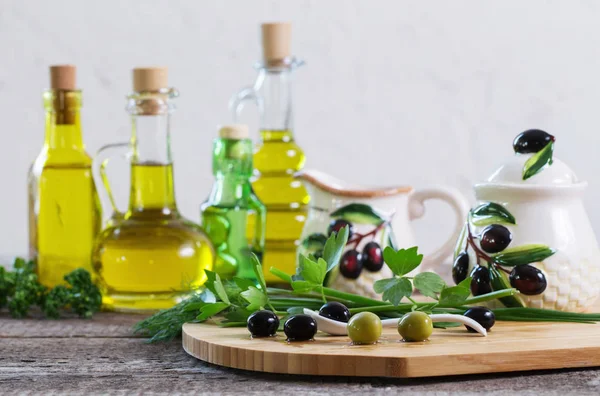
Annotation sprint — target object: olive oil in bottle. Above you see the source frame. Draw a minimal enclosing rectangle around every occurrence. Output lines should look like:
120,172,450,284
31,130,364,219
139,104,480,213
230,23,310,283
28,65,101,288
200,125,266,280
92,67,214,311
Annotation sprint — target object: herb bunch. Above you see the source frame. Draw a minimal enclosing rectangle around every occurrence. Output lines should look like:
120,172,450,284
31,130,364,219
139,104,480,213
0,258,101,319
134,227,600,343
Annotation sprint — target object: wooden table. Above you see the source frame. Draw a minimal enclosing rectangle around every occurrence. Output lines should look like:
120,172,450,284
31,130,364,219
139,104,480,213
1,312,600,394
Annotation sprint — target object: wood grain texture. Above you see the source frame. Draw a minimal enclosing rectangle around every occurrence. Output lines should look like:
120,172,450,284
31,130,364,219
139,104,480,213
182,321,600,378
2,312,600,394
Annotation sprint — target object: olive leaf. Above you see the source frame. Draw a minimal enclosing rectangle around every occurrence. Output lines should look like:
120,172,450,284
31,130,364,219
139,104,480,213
454,223,468,258
469,202,516,226
491,244,556,267
489,266,524,307
386,226,399,251
330,203,385,225
522,141,554,180
301,233,327,252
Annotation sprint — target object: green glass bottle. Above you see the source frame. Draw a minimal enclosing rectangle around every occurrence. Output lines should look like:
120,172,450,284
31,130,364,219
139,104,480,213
200,125,266,280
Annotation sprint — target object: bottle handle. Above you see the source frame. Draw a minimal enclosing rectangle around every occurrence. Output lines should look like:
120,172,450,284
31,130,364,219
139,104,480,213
408,186,470,274
229,85,261,122
92,142,130,225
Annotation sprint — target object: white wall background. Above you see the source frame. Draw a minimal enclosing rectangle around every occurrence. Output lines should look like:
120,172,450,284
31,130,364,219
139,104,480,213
1,0,599,259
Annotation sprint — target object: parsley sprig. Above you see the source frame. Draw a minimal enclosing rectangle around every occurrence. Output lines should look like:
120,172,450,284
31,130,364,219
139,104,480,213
135,228,600,343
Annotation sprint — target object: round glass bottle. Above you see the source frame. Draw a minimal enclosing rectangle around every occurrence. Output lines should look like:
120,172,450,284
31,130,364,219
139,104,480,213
92,67,214,312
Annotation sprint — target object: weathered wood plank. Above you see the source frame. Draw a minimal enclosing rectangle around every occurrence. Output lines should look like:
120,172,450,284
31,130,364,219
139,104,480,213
0,312,146,338
0,338,600,394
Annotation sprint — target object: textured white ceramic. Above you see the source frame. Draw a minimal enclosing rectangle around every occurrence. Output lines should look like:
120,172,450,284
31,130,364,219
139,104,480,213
471,181,600,312
297,170,469,297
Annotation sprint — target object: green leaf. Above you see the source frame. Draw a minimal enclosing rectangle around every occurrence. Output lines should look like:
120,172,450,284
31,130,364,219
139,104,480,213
330,203,386,225
203,270,219,297
323,226,350,272
470,202,516,226
224,307,253,322
197,302,229,322
489,266,525,307
291,280,317,293
453,223,468,258
301,233,328,252
522,141,554,180
439,276,471,305
212,273,230,305
250,253,267,291
233,277,256,292
382,246,423,276
492,244,556,267
374,277,412,306
387,227,398,250
413,272,446,300
240,286,268,311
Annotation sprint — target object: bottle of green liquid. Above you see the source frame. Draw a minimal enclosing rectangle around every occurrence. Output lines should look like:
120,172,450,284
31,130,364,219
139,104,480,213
201,125,266,280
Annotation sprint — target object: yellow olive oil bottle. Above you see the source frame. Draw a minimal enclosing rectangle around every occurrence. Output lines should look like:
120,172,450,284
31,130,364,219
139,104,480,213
28,65,101,288
230,23,310,283
92,67,214,312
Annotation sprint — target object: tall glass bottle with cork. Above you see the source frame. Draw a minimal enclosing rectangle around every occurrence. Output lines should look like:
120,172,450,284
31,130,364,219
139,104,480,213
92,67,214,311
230,23,309,283
200,125,265,280
28,65,101,287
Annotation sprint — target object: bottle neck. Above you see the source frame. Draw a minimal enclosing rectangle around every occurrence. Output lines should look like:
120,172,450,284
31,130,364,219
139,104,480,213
259,67,295,135
209,138,253,205
128,113,177,215
43,90,84,150
209,175,251,205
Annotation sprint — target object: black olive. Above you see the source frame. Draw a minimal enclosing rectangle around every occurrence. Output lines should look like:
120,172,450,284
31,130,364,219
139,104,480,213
339,250,363,279
247,310,279,338
452,252,469,285
319,302,351,323
470,266,492,296
283,314,318,342
480,224,512,253
464,306,496,332
361,242,384,272
510,265,547,295
328,219,354,239
513,129,555,154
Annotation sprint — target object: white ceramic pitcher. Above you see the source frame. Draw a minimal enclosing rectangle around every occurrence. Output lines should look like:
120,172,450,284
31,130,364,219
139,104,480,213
296,170,469,298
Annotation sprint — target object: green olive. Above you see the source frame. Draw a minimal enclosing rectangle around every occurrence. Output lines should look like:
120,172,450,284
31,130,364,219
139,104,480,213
347,312,382,344
398,311,433,342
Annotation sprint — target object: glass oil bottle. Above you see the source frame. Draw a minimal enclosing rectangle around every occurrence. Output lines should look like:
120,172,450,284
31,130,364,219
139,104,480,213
28,65,101,288
230,23,309,283
200,125,265,280
92,67,214,311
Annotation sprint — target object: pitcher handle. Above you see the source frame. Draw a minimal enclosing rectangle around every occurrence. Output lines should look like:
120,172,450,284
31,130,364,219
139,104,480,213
408,187,470,274
92,142,130,224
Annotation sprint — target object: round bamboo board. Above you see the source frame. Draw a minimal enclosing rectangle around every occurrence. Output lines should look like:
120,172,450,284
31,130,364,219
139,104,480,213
182,320,600,378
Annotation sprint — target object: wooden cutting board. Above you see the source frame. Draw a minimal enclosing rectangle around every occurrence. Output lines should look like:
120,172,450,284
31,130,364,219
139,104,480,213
182,320,600,378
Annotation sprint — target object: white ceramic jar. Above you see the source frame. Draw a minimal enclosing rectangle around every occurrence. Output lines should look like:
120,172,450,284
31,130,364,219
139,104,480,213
455,142,600,312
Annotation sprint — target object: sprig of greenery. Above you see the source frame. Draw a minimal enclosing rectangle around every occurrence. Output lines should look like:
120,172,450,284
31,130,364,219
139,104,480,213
0,258,101,319
135,229,600,343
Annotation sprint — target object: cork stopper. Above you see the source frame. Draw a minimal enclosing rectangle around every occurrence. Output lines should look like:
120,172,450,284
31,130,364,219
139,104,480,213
261,22,291,64
50,65,76,90
133,67,168,91
219,124,249,140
